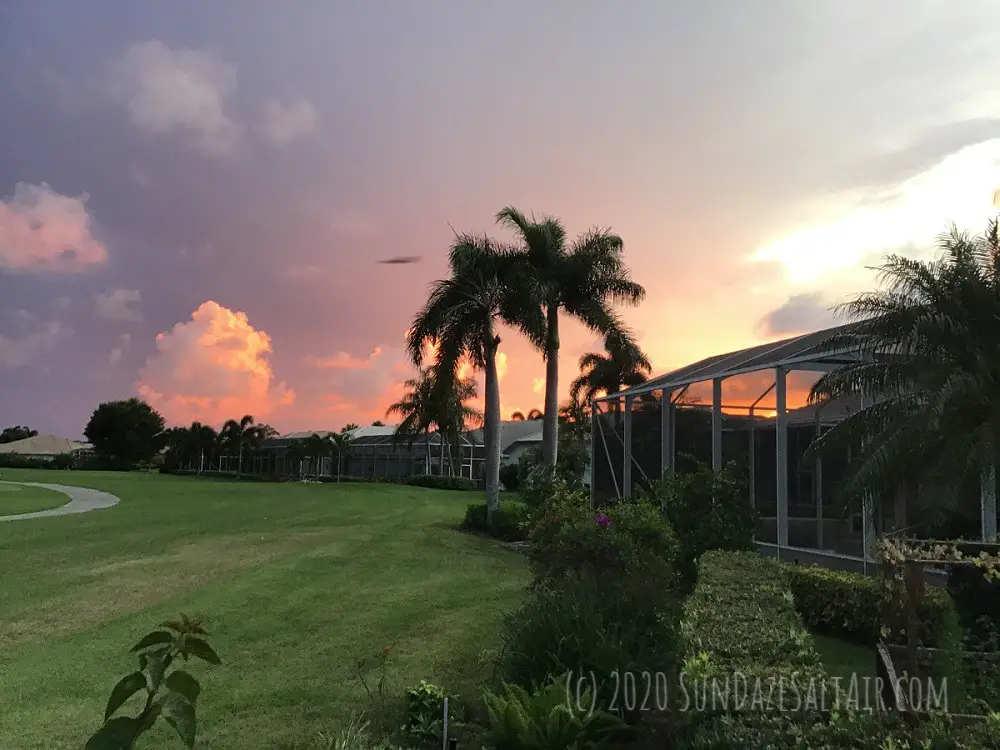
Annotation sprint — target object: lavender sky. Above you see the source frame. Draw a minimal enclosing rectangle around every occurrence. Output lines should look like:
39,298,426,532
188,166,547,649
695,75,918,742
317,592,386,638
2,1,999,438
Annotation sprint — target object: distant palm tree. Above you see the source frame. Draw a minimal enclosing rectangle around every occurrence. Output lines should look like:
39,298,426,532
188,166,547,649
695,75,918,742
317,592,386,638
371,420,385,427
570,330,652,406
303,432,335,478
387,368,438,473
221,414,256,476
188,421,219,474
510,411,526,421
437,373,482,476
496,206,645,468
809,219,1000,536
407,233,545,517
286,438,308,479
342,423,360,433
330,431,350,481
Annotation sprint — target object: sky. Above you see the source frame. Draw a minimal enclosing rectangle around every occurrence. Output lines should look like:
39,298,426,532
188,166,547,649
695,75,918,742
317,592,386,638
2,0,1000,439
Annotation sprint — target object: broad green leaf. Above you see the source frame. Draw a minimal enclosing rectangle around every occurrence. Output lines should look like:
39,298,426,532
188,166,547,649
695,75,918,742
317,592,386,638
131,630,174,652
161,692,197,748
104,671,146,720
85,716,139,750
141,648,170,690
183,637,221,665
164,670,201,705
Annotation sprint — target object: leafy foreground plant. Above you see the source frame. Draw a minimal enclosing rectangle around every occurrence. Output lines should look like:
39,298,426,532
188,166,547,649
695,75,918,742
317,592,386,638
483,680,623,750
85,614,221,750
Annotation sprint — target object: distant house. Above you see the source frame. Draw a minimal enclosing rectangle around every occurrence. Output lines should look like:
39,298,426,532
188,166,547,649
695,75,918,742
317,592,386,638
467,419,544,466
0,434,92,461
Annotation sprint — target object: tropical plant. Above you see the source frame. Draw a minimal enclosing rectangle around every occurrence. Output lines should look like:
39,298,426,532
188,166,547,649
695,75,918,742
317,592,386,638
387,368,438,474
85,613,221,750
342,423,360,433
187,422,218,474
220,414,257,476
483,679,623,750
371,420,385,427
569,330,651,407
496,207,645,470
286,438,308,478
303,433,335,478
437,372,482,476
407,233,545,518
807,219,1000,529
511,408,543,421
84,398,166,467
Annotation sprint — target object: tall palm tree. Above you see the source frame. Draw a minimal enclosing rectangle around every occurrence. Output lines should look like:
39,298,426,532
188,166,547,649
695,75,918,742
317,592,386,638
510,408,543,421
570,330,652,406
496,206,645,469
221,414,256,476
808,219,1000,537
387,368,438,473
407,233,545,518
286,438,308,479
331,431,350,481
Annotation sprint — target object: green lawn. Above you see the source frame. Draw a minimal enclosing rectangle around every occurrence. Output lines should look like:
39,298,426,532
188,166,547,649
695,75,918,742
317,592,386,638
0,469,528,749
813,634,878,683
0,481,68,514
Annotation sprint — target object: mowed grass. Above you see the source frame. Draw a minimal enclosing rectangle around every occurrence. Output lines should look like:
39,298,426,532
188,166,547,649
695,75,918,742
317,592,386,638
0,469,528,750
0,481,68,514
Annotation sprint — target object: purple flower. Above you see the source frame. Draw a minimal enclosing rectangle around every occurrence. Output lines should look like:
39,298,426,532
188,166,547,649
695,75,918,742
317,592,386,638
596,513,611,528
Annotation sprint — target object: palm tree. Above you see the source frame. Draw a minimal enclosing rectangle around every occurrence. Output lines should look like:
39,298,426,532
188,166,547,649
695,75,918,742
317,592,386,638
188,422,219,474
387,368,438,473
286,438,308,479
331,431,350,481
437,373,483,476
342,423,360,433
570,330,652,406
221,414,256,476
496,206,645,469
371,420,385,427
510,408,542,421
808,219,1000,538
510,411,526,421
303,432,334,478
407,233,545,518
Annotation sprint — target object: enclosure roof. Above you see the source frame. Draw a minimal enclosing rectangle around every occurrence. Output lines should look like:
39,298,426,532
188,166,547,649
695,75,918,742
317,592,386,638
597,323,864,401
0,434,91,454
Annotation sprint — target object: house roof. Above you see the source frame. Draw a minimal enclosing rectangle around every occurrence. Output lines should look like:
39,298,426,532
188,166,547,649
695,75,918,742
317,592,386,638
0,434,91,455
598,324,865,401
467,419,543,453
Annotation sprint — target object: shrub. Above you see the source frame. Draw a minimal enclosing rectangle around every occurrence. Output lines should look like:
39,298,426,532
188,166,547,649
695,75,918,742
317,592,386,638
490,501,530,541
498,464,520,492
402,680,458,746
483,679,624,750
642,462,755,588
406,474,478,491
86,613,221,750
460,501,531,541
785,563,963,650
498,573,679,723
681,551,826,686
528,491,679,587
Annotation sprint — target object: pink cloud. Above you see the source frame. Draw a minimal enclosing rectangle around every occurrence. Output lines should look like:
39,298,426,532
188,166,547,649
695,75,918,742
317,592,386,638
0,182,108,273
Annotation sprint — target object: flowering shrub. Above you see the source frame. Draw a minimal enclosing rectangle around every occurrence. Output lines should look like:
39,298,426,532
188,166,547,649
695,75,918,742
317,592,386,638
528,488,679,587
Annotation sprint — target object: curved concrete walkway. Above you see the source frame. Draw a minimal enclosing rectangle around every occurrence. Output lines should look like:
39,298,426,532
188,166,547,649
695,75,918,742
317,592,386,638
0,480,120,521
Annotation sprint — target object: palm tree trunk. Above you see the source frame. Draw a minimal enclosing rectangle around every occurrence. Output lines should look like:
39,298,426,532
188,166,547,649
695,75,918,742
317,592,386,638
542,303,561,469
199,449,204,474
484,337,502,520
237,444,243,477
425,429,431,475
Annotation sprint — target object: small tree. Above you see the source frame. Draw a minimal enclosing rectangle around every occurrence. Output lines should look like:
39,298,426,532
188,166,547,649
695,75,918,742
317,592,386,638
84,399,165,468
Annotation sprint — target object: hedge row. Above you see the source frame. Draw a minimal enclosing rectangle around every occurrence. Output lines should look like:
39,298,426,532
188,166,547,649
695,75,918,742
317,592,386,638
460,501,530,541
785,563,963,648
681,550,827,685
159,470,480,491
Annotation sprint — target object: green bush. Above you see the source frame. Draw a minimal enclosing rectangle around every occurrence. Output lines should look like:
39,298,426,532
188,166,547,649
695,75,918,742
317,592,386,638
785,563,963,649
460,501,530,541
528,490,679,587
461,503,489,533
681,551,826,685
680,710,1000,750
406,474,478,491
490,501,530,541
498,573,679,724
499,464,520,492
642,462,755,588
402,680,458,745
483,679,624,750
